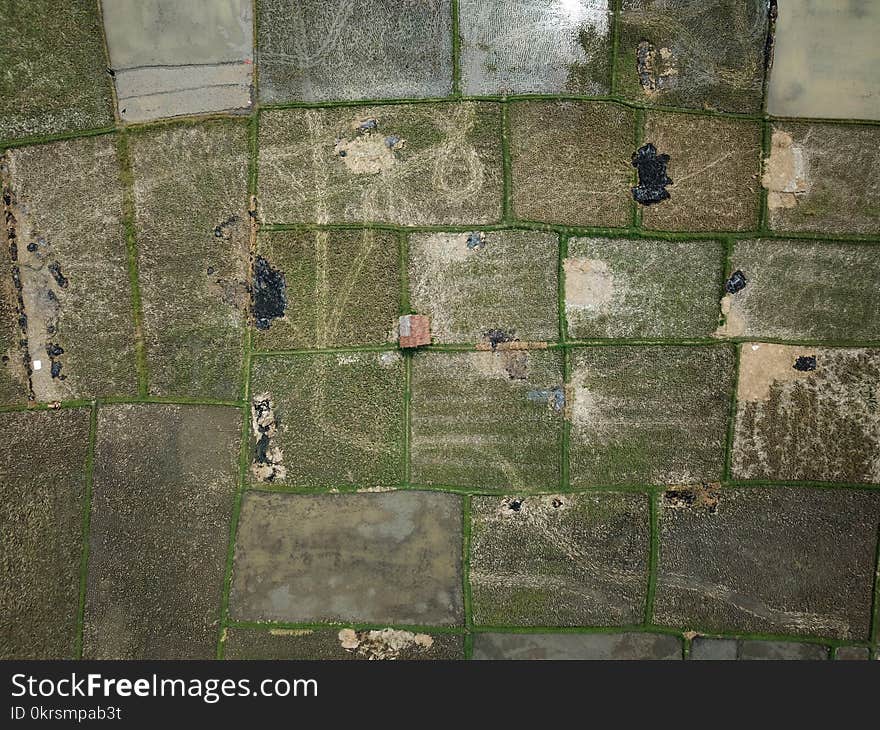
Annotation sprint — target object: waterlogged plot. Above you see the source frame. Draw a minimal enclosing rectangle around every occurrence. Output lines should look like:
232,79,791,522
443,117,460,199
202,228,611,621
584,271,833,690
258,0,452,102
768,1,880,121
569,346,735,487
0,409,91,659
0,136,138,403
473,632,682,660
509,101,635,227
83,404,241,659
763,123,880,235
229,491,463,625
130,120,250,400
0,1,113,140
616,0,768,114
409,230,559,345
459,0,612,95
716,240,880,341
565,237,723,339
732,345,880,484
410,350,563,490
248,352,405,487
470,493,650,626
252,229,400,350
258,103,504,225
655,487,880,640
640,112,762,231
101,0,254,122
224,627,464,660
689,637,829,661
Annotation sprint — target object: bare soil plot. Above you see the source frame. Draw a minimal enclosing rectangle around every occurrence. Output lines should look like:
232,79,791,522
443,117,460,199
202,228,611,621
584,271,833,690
248,351,405,487
0,408,91,659
410,350,564,490
470,493,650,626
83,404,240,659
101,0,254,122
569,345,735,486
258,103,503,225
225,627,464,660
654,486,880,640
732,345,880,484
0,136,138,403
509,101,635,227
565,237,723,339
130,119,250,400
409,229,559,345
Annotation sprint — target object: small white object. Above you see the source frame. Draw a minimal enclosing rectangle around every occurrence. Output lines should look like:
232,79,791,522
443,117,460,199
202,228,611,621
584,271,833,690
32,359,42,370
751,345,760,351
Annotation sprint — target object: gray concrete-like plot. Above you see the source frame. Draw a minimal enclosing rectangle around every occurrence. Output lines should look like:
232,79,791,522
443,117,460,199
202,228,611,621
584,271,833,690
689,637,739,661
473,632,682,660
229,491,463,625
768,1,880,121
101,0,253,122
738,640,828,661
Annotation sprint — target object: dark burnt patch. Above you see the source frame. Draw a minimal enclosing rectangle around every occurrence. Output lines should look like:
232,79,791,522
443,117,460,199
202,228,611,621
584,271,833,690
793,355,817,372
46,343,65,381
212,214,238,239
725,270,747,294
1,160,35,400
252,255,287,330
47,261,69,289
483,328,517,351
632,143,672,206
664,483,720,514
764,1,778,75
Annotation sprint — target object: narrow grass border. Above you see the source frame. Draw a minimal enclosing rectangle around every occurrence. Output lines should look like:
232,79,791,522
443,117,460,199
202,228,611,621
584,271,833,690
73,401,99,658
115,131,149,396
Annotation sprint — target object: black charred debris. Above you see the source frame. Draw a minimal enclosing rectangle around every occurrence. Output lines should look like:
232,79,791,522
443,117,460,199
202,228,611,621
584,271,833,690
793,355,817,372
631,143,672,206
724,270,747,294
252,256,287,330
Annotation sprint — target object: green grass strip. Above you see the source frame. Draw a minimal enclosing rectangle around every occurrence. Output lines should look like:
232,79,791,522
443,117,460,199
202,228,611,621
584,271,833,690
609,0,622,96
722,345,742,483
260,221,880,245
501,102,512,223
868,522,880,646
451,0,462,98
462,494,474,658
115,132,149,397
644,490,659,625
73,402,98,658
